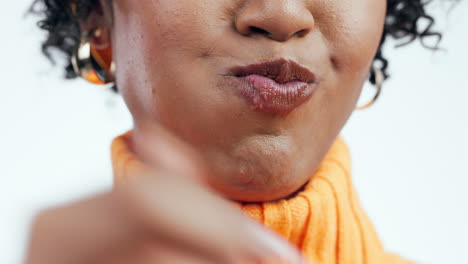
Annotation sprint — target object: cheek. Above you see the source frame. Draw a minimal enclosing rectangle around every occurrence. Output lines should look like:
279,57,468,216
330,0,387,81
318,0,386,116
111,0,222,118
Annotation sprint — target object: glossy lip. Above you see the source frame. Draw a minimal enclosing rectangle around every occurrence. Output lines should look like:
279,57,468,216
226,58,319,115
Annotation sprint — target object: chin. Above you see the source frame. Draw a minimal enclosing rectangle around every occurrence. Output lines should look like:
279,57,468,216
206,135,314,202
214,166,311,202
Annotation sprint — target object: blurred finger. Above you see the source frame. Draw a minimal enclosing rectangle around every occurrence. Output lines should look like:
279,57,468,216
133,123,210,183
118,172,306,264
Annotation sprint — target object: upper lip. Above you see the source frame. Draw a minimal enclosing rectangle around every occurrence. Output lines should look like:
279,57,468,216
228,58,317,84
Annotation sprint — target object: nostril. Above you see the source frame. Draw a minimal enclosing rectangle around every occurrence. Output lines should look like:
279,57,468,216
295,29,310,38
249,26,272,37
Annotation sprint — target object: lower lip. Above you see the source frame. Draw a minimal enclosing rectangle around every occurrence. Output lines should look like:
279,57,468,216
229,74,317,114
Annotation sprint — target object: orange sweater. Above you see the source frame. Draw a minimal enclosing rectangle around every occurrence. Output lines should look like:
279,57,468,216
111,132,413,264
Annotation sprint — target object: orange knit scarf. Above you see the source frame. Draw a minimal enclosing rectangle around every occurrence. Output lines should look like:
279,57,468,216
111,131,413,264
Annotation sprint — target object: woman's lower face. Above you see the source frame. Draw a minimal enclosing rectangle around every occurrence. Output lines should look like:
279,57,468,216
107,0,386,202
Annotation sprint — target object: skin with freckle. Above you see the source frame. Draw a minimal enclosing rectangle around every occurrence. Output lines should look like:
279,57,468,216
92,0,387,202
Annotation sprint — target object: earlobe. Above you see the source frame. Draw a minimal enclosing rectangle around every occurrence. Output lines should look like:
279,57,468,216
76,0,113,49
72,27,115,85
71,0,115,85
90,28,113,76
90,27,112,50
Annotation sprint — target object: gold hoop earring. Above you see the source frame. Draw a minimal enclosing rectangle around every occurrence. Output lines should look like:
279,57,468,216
71,29,115,85
355,67,384,110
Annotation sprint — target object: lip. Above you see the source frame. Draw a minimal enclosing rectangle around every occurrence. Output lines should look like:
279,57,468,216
227,58,319,115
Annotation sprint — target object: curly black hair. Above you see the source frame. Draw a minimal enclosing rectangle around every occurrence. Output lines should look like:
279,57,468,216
32,0,443,89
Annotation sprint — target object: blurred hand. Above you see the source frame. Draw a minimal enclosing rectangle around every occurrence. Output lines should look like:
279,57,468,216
25,124,306,264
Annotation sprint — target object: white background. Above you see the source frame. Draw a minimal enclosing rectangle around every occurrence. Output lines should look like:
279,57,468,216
1,1,467,263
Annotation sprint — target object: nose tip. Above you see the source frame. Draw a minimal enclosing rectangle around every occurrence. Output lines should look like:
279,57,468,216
235,1,315,42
